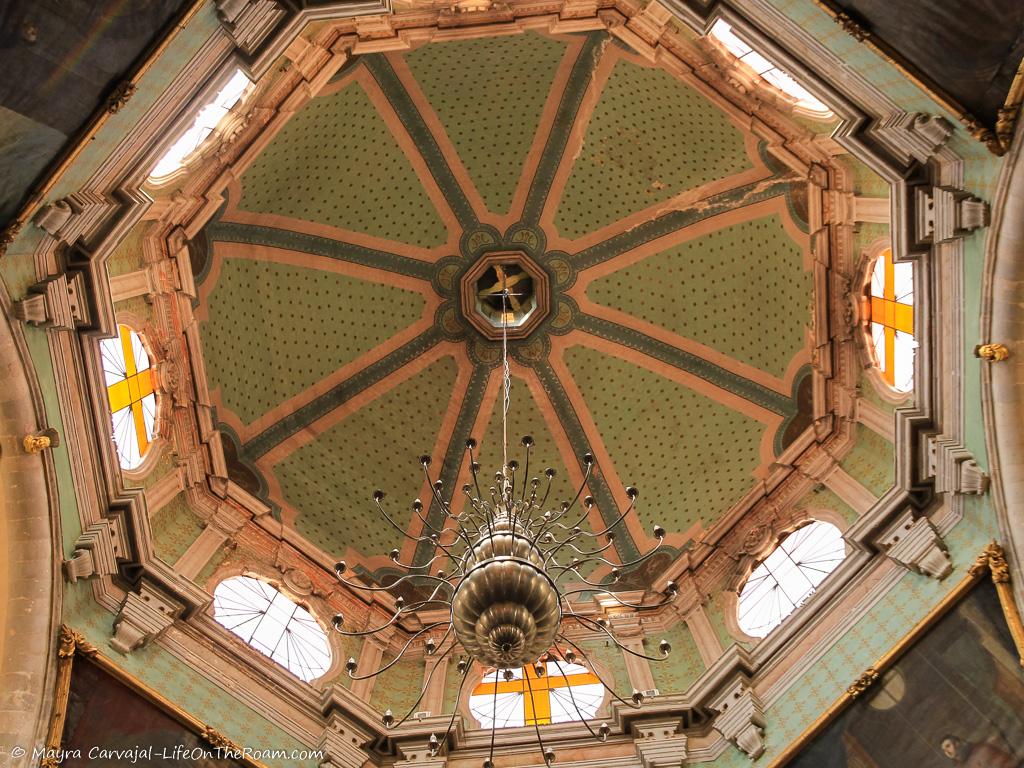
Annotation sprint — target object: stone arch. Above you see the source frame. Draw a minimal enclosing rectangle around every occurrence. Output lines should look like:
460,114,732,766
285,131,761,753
0,290,62,764
981,124,1024,602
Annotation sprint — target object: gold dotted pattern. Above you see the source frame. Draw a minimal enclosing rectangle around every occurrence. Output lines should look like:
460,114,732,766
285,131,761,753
838,424,895,499
201,258,425,426
555,59,752,239
275,356,460,557
370,653,425,714
650,621,705,694
238,78,448,248
586,214,810,379
404,32,568,216
564,346,765,532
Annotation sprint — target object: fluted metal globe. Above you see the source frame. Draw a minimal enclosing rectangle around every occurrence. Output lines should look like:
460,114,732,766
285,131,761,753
451,513,561,668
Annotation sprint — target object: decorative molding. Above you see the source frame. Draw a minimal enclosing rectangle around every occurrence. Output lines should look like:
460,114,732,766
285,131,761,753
110,579,185,654
709,678,766,760
216,0,287,55
911,185,990,249
876,509,952,579
318,710,374,768
13,272,91,329
925,436,989,496
845,666,878,698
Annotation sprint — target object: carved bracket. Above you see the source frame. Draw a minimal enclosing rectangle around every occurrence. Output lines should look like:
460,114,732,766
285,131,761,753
912,185,990,248
925,436,989,495
876,508,952,579
317,707,373,768
216,0,286,55
64,517,128,583
14,271,91,330
110,579,185,654
632,716,688,768
709,678,766,760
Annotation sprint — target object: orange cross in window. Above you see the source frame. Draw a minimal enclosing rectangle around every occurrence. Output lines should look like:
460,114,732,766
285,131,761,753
473,662,600,725
868,249,913,386
106,325,155,455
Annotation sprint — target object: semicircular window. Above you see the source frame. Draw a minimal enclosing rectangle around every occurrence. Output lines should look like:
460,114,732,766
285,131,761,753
149,68,252,181
737,521,845,638
868,247,915,392
469,658,604,728
100,324,157,470
213,576,332,682
708,20,832,118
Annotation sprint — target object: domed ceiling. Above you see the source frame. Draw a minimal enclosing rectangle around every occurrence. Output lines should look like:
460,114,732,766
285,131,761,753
190,28,816,594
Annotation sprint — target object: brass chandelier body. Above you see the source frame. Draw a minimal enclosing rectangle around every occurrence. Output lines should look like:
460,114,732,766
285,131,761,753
331,289,675,767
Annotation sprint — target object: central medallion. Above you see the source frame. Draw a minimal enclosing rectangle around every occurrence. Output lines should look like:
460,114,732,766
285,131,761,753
460,250,551,340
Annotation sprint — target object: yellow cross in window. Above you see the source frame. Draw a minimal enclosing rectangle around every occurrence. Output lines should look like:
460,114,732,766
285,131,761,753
472,662,600,725
106,325,155,455
869,248,913,386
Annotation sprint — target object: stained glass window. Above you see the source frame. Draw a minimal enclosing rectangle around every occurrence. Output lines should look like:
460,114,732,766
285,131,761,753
149,68,252,180
737,521,845,638
213,576,332,682
101,325,157,470
869,248,915,392
708,20,832,117
469,658,603,728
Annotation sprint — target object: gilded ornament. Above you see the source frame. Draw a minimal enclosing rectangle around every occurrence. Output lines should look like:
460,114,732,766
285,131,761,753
846,667,879,698
106,81,137,114
23,434,52,454
974,343,1010,362
201,726,242,753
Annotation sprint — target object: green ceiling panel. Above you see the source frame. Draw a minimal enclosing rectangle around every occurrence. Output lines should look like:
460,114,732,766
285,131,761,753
150,493,204,566
275,355,459,557
839,424,896,499
586,214,810,379
791,484,859,525
554,59,753,239
200,258,425,425
650,621,705,695
563,346,765,533
404,33,567,217
238,77,448,248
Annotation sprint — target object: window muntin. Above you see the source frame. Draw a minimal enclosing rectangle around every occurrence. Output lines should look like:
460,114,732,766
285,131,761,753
868,248,915,392
101,325,157,470
149,68,252,181
708,20,832,118
213,576,332,682
469,659,603,728
737,521,845,638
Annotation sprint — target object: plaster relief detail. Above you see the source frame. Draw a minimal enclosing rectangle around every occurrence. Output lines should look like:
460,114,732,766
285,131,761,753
632,717,688,768
110,579,185,654
877,509,953,579
710,679,766,760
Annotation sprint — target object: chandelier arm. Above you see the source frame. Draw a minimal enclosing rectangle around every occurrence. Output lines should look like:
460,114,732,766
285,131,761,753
389,550,461,573
392,627,456,728
432,653,475,757
557,588,669,613
583,495,637,540
373,498,439,544
523,661,554,766
556,538,616,558
552,638,640,710
468,444,486,502
557,460,594,524
336,572,456,594
584,539,664,570
564,612,668,663
547,657,604,740
422,463,463,532
541,530,585,565
347,621,449,680
520,443,532,502
537,472,554,511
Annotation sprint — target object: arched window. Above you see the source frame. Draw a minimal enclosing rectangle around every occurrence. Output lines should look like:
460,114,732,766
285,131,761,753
100,324,157,470
149,68,252,181
708,20,832,118
469,658,603,728
737,521,845,638
213,576,331,682
867,248,915,392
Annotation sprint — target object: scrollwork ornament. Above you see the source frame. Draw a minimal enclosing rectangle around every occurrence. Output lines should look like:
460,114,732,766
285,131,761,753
201,726,242,753
58,624,97,658
846,667,878,698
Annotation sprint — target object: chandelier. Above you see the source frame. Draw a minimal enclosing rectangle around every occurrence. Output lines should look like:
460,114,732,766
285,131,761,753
331,289,675,767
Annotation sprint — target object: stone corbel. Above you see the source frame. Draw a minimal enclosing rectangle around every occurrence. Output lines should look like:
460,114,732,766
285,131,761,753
215,0,286,55
626,0,672,46
912,185,989,247
876,508,952,579
32,191,108,246
710,678,766,760
64,517,128,583
13,271,91,329
880,112,954,164
926,436,989,496
318,692,373,768
632,716,687,768
110,579,185,654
